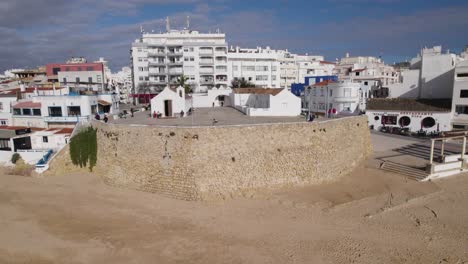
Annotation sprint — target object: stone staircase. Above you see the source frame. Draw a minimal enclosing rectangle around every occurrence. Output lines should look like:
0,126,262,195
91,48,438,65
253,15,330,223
380,161,429,181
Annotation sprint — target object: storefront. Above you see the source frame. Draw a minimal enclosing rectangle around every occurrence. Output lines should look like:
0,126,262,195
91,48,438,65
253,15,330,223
367,110,451,133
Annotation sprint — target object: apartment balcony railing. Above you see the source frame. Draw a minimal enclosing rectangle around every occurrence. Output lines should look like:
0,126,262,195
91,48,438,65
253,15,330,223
200,69,214,74
199,60,214,65
167,51,183,56
149,80,167,85
148,61,166,66
168,69,183,74
149,71,167,75
168,61,183,65
216,79,228,83
199,49,213,55
148,51,166,57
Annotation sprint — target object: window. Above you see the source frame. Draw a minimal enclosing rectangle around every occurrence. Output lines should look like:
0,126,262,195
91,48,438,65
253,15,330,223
364,81,368,85
460,90,468,98
272,66,277,71
457,73,468,78
42,136,48,143
0,103,3,110
22,109,31,115
13,108,21,115
139,76,144,81
76,77,80,83
255,66,268,71
272,75,276,81
329,89,333,97
88,77,93,83
399,116,411,127
320,89,324,97
0,120,6,125
91,105,97,114
68,106,81,116
456,105,468,115
52,67,60,75
344,88,352,97
33,109,41,116
422,117,436,128
374,116,380,121
48,107,62,117
233,66,238,71
256,75,268,81
355,72,360,76
62,78,67,84
382,115,397,125
145,76,149,81
97,75,102,82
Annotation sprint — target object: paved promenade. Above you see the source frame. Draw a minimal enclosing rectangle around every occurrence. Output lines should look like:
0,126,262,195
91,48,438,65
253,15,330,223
109,107,307,127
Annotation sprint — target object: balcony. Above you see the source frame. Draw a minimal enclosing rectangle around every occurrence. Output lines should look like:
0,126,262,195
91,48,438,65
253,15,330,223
167,60,183,66
148,61,166,66
199,48,213,55
168,68,183,74
148,51,166,57
149,70,167,76
199,59,214,65
149,80,167,85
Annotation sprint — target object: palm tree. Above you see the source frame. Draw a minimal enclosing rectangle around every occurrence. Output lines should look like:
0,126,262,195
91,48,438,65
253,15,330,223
176,75,191,93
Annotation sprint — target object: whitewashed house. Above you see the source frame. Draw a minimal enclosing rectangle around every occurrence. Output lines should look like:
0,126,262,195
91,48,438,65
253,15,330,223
230,88,301,116
305,80,362,115
150,86,190,117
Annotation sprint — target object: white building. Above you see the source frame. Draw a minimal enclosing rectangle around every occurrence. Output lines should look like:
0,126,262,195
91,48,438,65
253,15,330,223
227,46,281,88
450,60,468,129
230,88,301,116
110,66,133,103
388,46,458,99
150,86,190,117
131,22,228,94
191,87,232,108
366,98,452,133
226,46,333,90
305,80,363,115
334,54,399,90
11,88,119,128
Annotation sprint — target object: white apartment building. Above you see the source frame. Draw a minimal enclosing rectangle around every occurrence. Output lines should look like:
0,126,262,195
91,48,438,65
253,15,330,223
389,46,458,99
334,54,399,88
277,51,335,89
131,27,228,94
304,80,362,115
226,47,334,90
110,66,133,103
227,46,281,88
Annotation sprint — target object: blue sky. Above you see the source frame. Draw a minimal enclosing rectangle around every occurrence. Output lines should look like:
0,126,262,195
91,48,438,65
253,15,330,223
1,0,467,72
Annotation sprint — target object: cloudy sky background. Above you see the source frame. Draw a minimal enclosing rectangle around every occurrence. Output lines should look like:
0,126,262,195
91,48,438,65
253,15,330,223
1,0,467,72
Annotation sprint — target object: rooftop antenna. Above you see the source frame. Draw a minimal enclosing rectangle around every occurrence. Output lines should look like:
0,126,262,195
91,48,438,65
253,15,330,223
140,25,144,34
186,15,190,30
166,17,170,32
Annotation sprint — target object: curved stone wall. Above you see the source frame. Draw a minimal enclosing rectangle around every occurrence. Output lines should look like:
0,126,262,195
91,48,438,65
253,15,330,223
48,116,372,200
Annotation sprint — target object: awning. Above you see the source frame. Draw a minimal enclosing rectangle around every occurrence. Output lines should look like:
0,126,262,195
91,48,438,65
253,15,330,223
98,100,111,106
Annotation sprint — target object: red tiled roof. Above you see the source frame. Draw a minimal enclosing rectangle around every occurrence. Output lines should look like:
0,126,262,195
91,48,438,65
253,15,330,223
98,100,111,106
313,80,336,87
320,61,336,65
351,68,366,72
55,128,73,134
13,101,41,108
24,87,65,92
232,88,284,96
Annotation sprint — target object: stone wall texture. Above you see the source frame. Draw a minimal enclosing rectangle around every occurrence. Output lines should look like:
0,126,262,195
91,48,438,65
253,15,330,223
47,116,372,201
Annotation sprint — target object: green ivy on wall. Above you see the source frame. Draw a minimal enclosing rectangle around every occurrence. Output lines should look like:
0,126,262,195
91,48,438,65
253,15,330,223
70,127,97,171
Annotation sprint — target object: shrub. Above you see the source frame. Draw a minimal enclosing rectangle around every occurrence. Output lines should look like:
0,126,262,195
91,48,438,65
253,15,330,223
70,127,98,171
11,153,21,164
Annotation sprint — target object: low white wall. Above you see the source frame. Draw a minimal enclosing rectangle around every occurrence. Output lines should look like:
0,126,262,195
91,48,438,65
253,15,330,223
17,150,48,165
192,89,232,108
0,150,14,165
